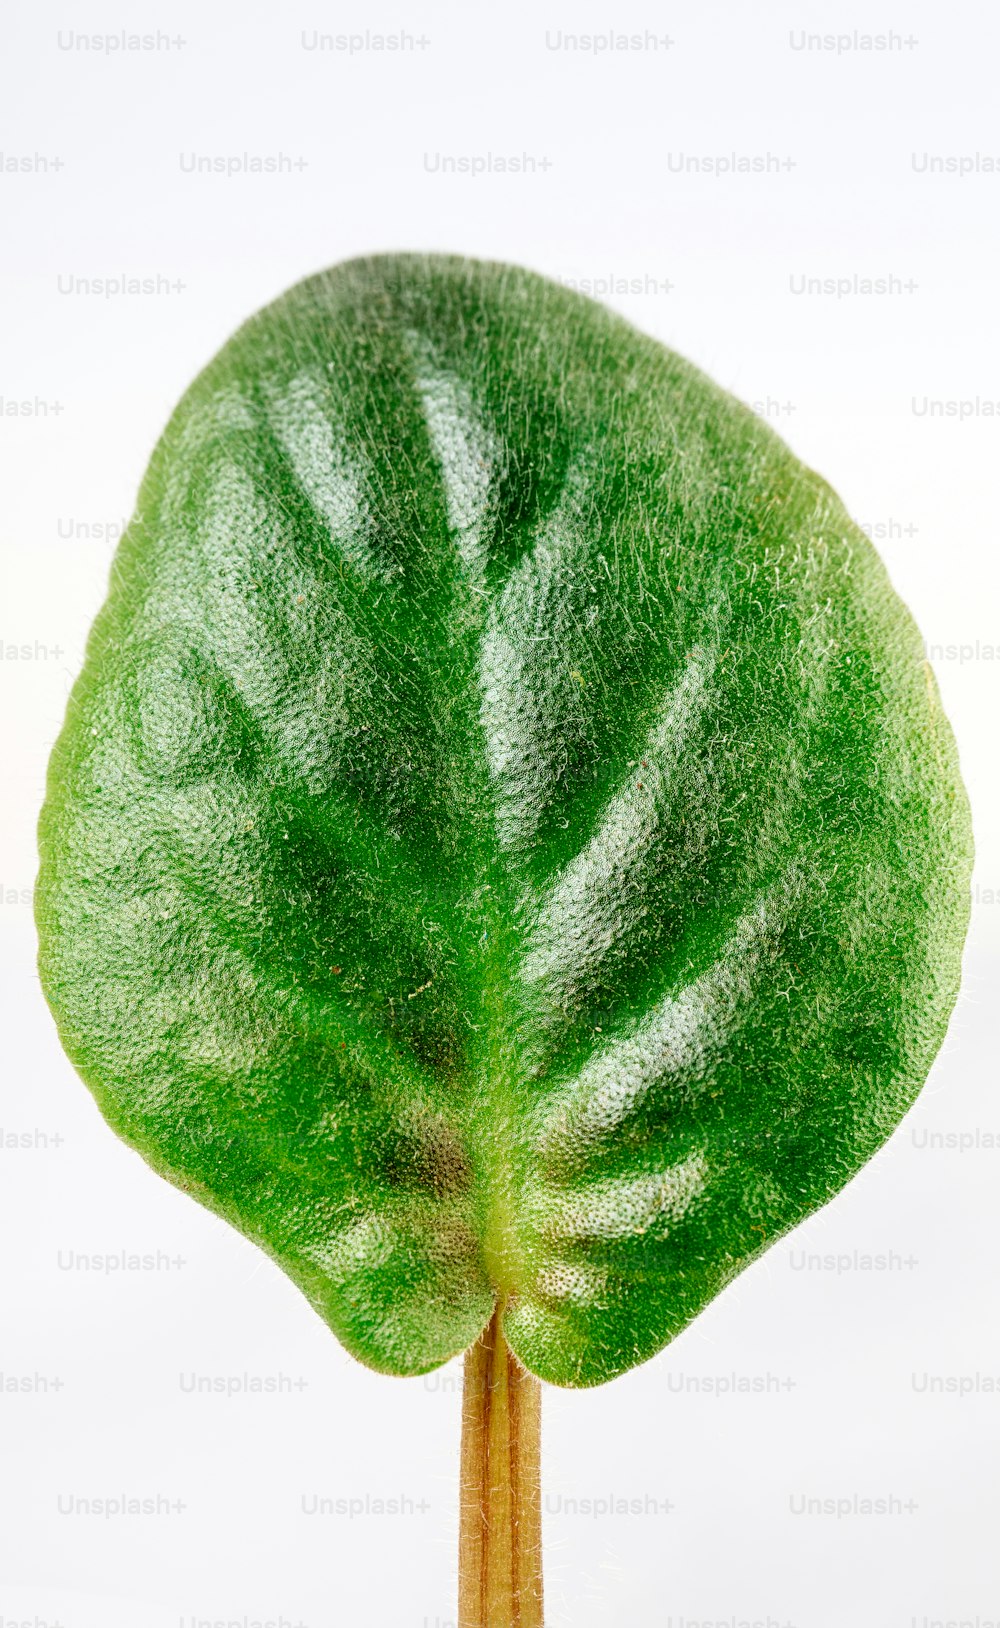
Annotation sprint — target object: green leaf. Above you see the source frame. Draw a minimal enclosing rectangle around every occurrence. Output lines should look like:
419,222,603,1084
37,254,972,1386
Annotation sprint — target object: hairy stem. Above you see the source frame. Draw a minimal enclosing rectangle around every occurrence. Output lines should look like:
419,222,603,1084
459,1306,543,1627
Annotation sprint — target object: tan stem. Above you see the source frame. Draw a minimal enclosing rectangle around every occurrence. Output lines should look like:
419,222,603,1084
458,1306,543,1628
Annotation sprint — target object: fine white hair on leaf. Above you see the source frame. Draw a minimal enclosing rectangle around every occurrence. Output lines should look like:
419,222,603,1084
408,334,501,583
301,1213,395,1284
536,1152,709,1244
538,870,803,1168
263,370,389,581
533,1261,609,1307
300,1200,477,1291
520,645,718,1015
477,461,593,852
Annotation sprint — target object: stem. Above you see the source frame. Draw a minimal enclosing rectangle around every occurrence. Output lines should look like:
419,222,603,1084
458,1305,543,1628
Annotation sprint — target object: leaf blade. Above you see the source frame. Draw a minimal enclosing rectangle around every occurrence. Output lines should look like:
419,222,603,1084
37,254,972,1384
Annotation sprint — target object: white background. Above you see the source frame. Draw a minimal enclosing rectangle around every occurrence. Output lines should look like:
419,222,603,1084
2,3,998,1625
